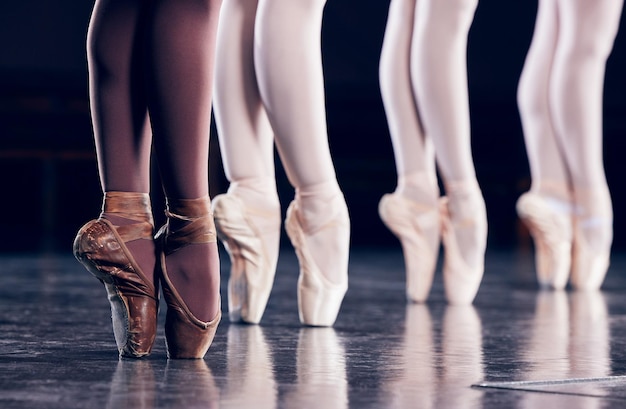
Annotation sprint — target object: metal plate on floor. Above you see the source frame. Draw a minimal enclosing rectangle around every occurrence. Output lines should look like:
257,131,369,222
473,376,626,399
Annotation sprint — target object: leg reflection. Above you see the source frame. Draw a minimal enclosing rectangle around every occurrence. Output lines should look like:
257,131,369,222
163,360,219,408
222,325,277,409
107,360,155,409
521,291,609,408
385,304,435,409
568,291,610,404
438,305,484,408
522,291,571,409
284,328,348,409
385,304,484,408
526,291,571,378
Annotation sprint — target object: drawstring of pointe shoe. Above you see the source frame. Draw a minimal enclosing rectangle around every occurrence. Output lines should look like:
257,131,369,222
100,192,154,242
160,196,217,255
294,181,348,235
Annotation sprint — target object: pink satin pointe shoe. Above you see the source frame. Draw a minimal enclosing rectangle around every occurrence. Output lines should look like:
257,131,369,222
570,216,612,291
439,188,487,305
156,197,221,359
212,194,279,324
378,193,440,303
73,192,158,358
285,198,349,327
516,192,573,290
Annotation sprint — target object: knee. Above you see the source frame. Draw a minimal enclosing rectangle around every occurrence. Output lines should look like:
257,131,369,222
441,0,479,18
86,28,117,81
566,33,618,64
517,75,543,118
451,0,479,13
260,0,326,8
516,80,528,113
562,0,622,63
424,0,479,32
187,0,224,14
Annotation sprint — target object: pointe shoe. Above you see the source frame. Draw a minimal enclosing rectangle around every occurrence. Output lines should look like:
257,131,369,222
439,189,487,305
212,194,277,324
73,192,158,358
285,199,349,327
570,217,611,291
155,197,221,359
516,192,573,290
378,193,440,303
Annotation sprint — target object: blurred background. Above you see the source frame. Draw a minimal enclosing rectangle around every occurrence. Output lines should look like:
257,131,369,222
0,0,625,254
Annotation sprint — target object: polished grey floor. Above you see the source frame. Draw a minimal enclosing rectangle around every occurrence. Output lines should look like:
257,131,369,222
2,247,626,408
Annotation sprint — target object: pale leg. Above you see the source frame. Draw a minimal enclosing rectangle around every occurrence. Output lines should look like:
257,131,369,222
212,0,281,323
411,0,486,303
551,0,623,289
255,0,349,325
516,0,574,289
378,0,440,302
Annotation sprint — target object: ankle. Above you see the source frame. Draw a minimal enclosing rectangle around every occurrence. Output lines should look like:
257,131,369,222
100,191,154,224
295,181,348,233
160,195,220,322
444,180,485,223
228,178,281,221
99,192,154,240
573,187,612,220
162,196,214,252
229,177,278,202
100,191,156,285
441,181,487,268
397,171,439,206
289,184,350,287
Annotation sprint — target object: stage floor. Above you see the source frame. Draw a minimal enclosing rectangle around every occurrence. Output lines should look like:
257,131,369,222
2,247,626,408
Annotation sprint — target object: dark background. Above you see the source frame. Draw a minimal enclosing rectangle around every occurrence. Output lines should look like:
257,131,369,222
0,0,625,254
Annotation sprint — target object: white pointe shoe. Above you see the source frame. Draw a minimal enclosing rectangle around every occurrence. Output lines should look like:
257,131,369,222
212,194,278,324
516,192,573,290
378,194,440,303
285,200,349,327
570,217,611,291
439,195,487,305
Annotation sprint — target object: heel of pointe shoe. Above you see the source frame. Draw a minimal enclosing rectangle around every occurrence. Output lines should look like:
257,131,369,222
73,193,158,358
571,247,609,291
439,187,487,305
570,190,612,291
212,194,277,324
285,200,348,327
516,193,572,290
157,196,221,359
160,263,221,359
378,194,440,303
570,219,611,291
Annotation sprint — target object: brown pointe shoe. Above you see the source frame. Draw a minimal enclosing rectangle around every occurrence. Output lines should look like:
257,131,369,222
73,192,158,358
155,196,221,359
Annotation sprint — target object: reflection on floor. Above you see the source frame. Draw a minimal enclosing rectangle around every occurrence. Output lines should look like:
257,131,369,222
2,248,626,408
